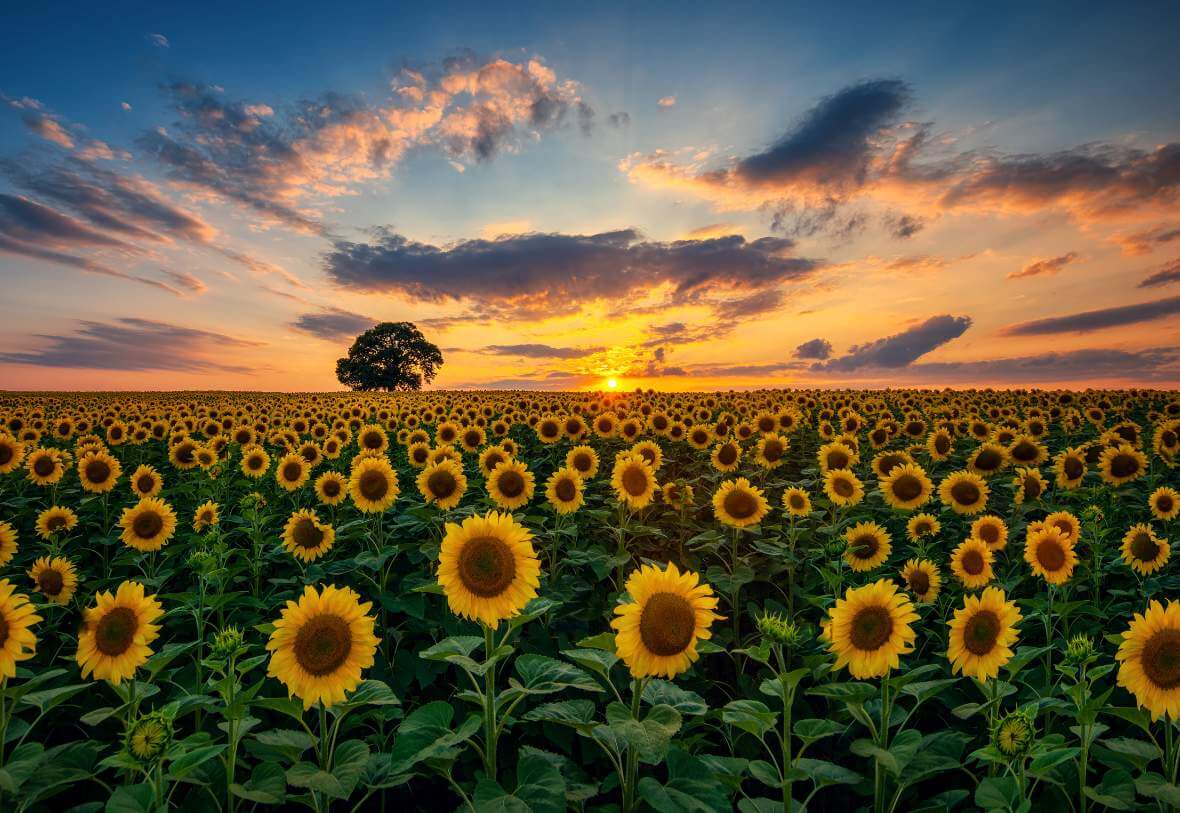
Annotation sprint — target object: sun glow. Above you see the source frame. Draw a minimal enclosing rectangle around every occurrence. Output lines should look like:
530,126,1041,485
606,378,618,390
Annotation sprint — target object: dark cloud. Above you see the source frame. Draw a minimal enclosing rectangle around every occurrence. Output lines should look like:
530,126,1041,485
0,318,259,372
0,193,131,249
290,307,373,340
323,228,823,317
737,79,911,190
683,360,806,378
1008,251,1079,280
1003,296,1180,335
713,288,786,320
883,211,924,239
902,347,1180,383
814,314,972,371
1139,257,1180,288
480,343,605,359
607,112,631,128
794,338,833,359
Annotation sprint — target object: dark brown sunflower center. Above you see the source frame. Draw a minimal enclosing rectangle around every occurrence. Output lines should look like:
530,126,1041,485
1036,538,1066,571
950,481,980,505
975,449,1002,470
457,536,516,598
978,523,1000,544
293,518,324,549
621,466,648,497
789,494,805,510
361,432,383,449
572,453,592,472
1021,476,1042,499
1011,441,1037,462
963,610,1000,655
1110,453,1139,478
907,570,930,596
832,476,855,497
565,419,581,435
718,444,738,465
428,470,457,499
359,470,389,500
497,470,526,498
133,510,164,539
85,459,111,483
849,606,894,651
247,455,264,470
540,422,559,438
281,462,303,482
850,535,878,559
826,451,850,470
47,514,67,531
638,592,697,657
1157,494,1175,513
1130,532,1159,562
176,444,195,463
913,520,932,535
724,489,759,520
554,477,577,502
136,473,155,493
762,440,784,461
95,607,139,656
935,435,951,454
293,614,352,676
961,549,985,575
1141,629,1180,690
464,430,481,447
0,445,11,465
891,474,923,501
38,568,64,596
322,479,341,497
0,615,8,647
877,455,905,476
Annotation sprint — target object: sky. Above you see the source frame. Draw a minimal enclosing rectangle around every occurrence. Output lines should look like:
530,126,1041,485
1,0,1179,392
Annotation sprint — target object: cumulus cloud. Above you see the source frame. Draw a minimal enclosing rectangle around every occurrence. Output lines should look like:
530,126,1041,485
1003,296,1180,335
322,227,824,318
794,338,833,359
1008,251,1079,280
814,314,972,371
1140,257,1180,288
290,307,374,340
0,318,259,372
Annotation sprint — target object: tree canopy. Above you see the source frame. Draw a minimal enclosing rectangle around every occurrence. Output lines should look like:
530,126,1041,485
335,322,444,391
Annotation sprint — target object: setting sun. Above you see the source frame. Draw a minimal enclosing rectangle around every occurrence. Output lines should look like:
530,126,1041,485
606,378,618,389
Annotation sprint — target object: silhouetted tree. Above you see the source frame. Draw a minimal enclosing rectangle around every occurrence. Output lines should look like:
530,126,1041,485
335,322,443,391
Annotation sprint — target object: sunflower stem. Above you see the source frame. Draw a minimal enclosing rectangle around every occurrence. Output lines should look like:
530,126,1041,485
483,623,498,782
622,677,645,813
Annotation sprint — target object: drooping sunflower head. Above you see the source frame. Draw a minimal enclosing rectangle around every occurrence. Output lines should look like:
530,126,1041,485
1116,599,1180,721
970,515,1009,551
905,513,940,542
782,487,812,518
1121,523,1170,575
824,469,864,507
566,445,600,479
0,578,40,678
899,559,941,603
266,584,379,709
417,459,467,510
880,463,933,511
487,458,535,511
939,470,989,515
825,579,918,679
1149,486,1180,521
35,505,78,540
1024,525,1077,585
437,511,541,628
348,456,400,513
611,562,721,679
545,467,584,515
77,580,163,684
282,509,336,563
118,497,178,553
28,556,78,604
950,536,995,590
611,453,657,511
713,477,769,529
947,586,1022,681
844,521,892,572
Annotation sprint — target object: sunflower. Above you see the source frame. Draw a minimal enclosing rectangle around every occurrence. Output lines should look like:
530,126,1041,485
487,458,535,511
824,579,918,679
899,559,941,603
661,481,694,510
128,464,162,499
1012,467,1047,504
417,459,467,510
844,521,892,572
28,556,78,604
119,497,178,552
1149,487,1180,521
408,441,433,469
612,453,657,511
0,580,40,678
1121,524,1170,575
240,446,270,479
926,428,954,461
1100,444,1148,486
275,453,310,492
713,478,769,529
77,581,163,684
967,443,1008,477
939,471,989,515
950,537,995,590
782,487,812,517
476,445,509,477
459,425,486,453
266,584,379,709
871,451,913,480
437,511,541,628
1116,599,1180,720
1024,526,1077,585
906,513,940,542
168,438,200,471
1054,447,1088,489
818,441,858,473
545,467,584,515
0,521,16,567
754,433,789,469
35,505,78,539
0,434,25,474
971,515,1009,552
947,587,1022,681
536,417,563,444
193,500,219,532
25,447,65,486
566,445,600,479
610,562,721,679
77,449,121,493
880,463,933,511
824,469,864,507
357,424,390,455
1043,510,1081,544
348,456,400,513
282,509,336,562
314,471,348,506
631,440,663,472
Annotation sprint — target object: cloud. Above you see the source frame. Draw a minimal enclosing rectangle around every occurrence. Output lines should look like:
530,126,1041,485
686,222,743,239
1113,224,1180,255
159,270,208,295
323,227,824,318
479,343,605,359
883,211,924,239
794,338,833,359
712,288,786,320
0,318,259,372
900,347,1180,384
607,112,631,127
121,102,133,112
1140,257,1180,288
147,33,169,48
290,307,374,340
0,193,131,249
1003,296,1180,335
22,112,74,148
1008,251,1079,280
658,96,677,108
814,314,972,371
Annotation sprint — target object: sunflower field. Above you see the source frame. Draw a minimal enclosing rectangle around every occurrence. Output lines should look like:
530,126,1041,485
0,389,1178,813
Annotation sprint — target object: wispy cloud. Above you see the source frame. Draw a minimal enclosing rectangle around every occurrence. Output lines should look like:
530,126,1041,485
479,343,605,359
290,307,374,340
1008,251,1079,280
1003,296,1180,335
1139,257,1180,288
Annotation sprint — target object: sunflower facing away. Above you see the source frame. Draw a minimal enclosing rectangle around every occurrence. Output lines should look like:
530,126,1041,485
77,581,163,684
611,562,721,679
899,559,941,603
947,587,1022,681
1116,599,1180,720
437,510,541,628
844,521,892,572
487,458,536,510
713,478,770,529
0,579,40,678
1025,525,1077,585
417,459,468,510
348,456,400,513
545,467,584,515
661,481,694,510
1121,524,1170,575
35,505,78,539
951,537,995,590
28,556,78,604
612,453,657,511
880,463,933,511
824,579,918,679
119,497,178,552
282,509,337,562
267,584,380,709
939,470,990,515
